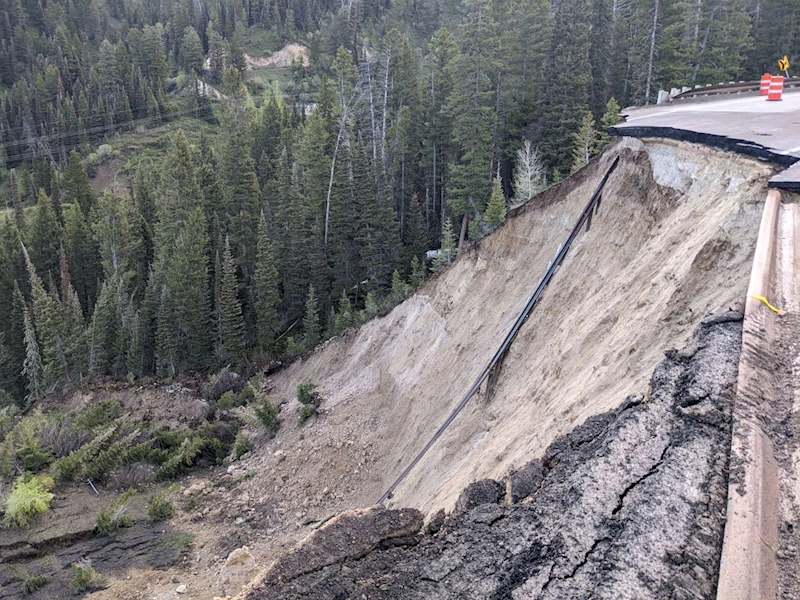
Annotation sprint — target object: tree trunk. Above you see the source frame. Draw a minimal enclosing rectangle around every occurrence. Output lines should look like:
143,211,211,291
644,0,660,105
457,212,468,257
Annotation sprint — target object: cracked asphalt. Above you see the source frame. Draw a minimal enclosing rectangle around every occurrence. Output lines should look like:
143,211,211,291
243,311,742,600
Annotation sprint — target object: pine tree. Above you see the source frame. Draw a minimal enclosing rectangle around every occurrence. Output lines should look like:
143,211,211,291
92,191,141,283
62,151,95,216
5,283,28,402
28,189,63,288
217,68,262,285
409,255,425,288
332,289,354,335
88,278,122,377
64,202,100,316
9,169,26,232
179,26,205,74
160,207,212,372
390,269,410,302
445,0,499,250
22,306,44,401
23,244,66,385
253,213,280,354
596,97,621,151
570,112,599,174
218,236,244,363
59,247,86,376
540,0,592,173
433,217,456,272
302,284,321,350
485,177,507,228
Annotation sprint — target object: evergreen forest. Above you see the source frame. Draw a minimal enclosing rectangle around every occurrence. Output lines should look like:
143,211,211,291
0,0,796,405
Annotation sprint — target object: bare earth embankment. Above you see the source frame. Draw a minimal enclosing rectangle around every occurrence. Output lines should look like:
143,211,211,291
5,138,776,599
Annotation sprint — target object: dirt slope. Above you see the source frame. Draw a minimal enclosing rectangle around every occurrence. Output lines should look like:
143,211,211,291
262,137,772,515
241,311,742,599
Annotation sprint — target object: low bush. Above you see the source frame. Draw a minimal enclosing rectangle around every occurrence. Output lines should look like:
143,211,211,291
110,464,152,489
69,561,107,593
156,437,205,480
22,574,51,594
296,382,320,406
218,391,238,409
2,474,55,528
298,403,316,425
253,398,279,436
74,401,122,430
95,488,135,536
147,490,175,521
234,431,252,460
237,385,256,405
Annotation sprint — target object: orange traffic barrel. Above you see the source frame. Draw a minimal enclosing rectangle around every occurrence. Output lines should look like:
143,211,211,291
760,73,771,95
768,75,784,101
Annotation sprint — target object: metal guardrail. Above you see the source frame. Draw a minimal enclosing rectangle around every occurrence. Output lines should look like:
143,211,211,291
376,156,622,505
669,77,800,101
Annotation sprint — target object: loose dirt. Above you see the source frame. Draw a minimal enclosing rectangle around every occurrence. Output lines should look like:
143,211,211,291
262,137,773,517
245,44,309,69
240,312,743,599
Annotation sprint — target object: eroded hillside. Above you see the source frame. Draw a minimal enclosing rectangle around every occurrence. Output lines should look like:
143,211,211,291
261,137,772,515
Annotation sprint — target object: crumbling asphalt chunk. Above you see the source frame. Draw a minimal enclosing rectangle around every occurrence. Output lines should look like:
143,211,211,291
242,313,741,600
453,479,505,515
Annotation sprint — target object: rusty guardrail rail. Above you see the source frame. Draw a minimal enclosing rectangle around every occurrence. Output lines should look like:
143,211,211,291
377,156,621,504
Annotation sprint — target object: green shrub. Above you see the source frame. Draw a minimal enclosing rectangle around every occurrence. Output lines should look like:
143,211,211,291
234,432,252,460
17,436,53,471
218,391,238,409
253,399,279,436
285,336,303,355
237,385,256,405
156,436,206,480
95,488,135,536
74,401,122,430
296,382,320,406
146,490,175,522
50,424,118,482
0,405,19,439
298,404,316,425
22,574,51,594
2,474,55,528
69,561,107,593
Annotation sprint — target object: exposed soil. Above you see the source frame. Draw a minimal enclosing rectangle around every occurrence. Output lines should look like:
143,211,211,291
0,486,193,599
240,312,742,599
262,137,772,516
245,44,309,69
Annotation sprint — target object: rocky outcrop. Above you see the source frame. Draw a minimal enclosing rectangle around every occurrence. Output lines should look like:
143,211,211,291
240,311,742,599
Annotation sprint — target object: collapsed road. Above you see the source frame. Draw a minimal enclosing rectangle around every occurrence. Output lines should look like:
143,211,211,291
240,311,742,600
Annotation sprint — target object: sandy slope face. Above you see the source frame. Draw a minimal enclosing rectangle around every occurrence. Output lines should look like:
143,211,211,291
266,137,773,514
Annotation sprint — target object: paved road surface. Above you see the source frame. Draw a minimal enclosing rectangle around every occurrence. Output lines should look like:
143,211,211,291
611,90,800,190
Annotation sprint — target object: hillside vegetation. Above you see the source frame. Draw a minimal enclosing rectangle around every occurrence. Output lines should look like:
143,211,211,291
0,0,796,403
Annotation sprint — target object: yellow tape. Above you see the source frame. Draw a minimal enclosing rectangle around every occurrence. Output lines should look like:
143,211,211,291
749,294,787,316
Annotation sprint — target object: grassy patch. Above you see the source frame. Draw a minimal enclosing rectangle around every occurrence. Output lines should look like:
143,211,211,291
146,489,176,522
158,531,195,550
69,561,106,593
2,474,55,529
22,574,51,594
240,26,282,57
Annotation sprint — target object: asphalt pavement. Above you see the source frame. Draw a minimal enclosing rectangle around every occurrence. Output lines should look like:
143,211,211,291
610,89,800,191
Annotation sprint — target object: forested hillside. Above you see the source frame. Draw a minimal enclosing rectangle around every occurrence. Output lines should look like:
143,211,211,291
0,0,796,405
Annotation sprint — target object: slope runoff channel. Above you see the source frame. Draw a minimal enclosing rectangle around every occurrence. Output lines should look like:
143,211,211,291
262,137,774,515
